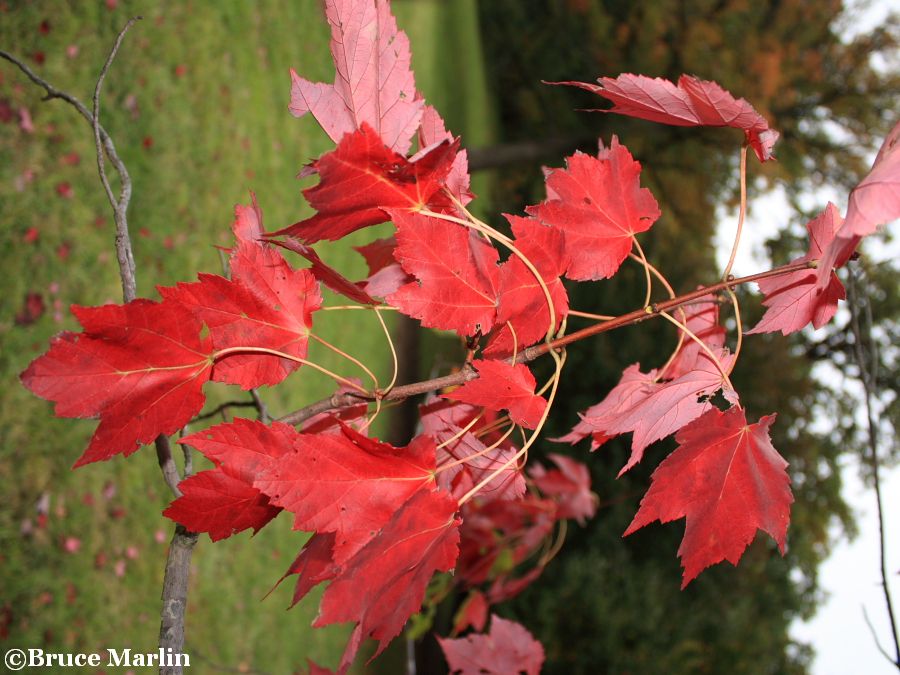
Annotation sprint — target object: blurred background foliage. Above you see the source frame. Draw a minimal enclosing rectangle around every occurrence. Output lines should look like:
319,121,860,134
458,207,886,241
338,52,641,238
0,1,896,673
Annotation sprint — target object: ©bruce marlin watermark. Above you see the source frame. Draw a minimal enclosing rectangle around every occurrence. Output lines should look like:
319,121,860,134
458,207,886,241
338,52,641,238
4,647,190,670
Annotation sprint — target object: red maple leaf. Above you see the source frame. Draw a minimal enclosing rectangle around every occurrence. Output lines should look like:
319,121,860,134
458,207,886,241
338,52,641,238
314,488,460,672
529,454,598,525
456,496,556,588
484,215,569,356
281,532,340,608
353,235,412,298
254,426,438,563
161,241,322,390
664,294,726,378
438,614,545,675
580,350,737,475
556,363,657,450
452,590,489,635
163,419,297,540
274,237,377,305
354,236,397,275
748,203,846,335
231,193,264,244
289,0,423,154
273,124,458,242
20,299,213,467
418,103,473,206
528,137,661,280
422,402,525,502
445,360,548,430
388,211,499,336
162,469,281,542
818,120,900,284
625,406,792,586
558,73,779,162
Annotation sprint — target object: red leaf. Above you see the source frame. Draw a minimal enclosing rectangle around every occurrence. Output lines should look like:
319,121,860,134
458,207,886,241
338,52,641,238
484,215,569,356
664,295,726,378
281,533,339,607
461,521,515,576
354,236,397,275
422,402,525,501
162,469,281,542
161,242,322,389
274,124,458,242
289,0,423,154
254,428,438,563
418,103,473,206
445,360,547,429
558,73,779,162
438,614,545,675
20,299,213,467
528,138,661,280
231,193,264,244
579,351,737,475
388,211,499,336
529,454,598,524
452,590,488,635
818,120,900,284
354,236,410,298
315,489,460,672
625,406,792,587
274,237,376,305
163,418,296,539
748,203,845,335
556,364,655,451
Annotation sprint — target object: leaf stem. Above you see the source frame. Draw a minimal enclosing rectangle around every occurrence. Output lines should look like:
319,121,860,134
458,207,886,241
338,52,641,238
309,333,379,388
213,346,369,394
568,309,616,321
722,144,748,280
422,206,558,340
657,310,734,393
725,287,743,372
457,343,565,506
631,236,654,308
435,422,517,474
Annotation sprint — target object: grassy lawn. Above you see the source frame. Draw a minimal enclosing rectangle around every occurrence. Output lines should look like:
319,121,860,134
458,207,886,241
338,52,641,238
0,1,494,671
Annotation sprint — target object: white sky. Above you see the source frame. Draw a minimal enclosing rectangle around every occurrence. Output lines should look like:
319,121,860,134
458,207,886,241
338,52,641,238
714,1,898,669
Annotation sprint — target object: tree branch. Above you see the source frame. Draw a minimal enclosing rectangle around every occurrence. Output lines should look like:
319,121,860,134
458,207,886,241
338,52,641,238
3,20,197,675
847,269,900,669
92,15,142,301
279,259,816,425
1,17,142,302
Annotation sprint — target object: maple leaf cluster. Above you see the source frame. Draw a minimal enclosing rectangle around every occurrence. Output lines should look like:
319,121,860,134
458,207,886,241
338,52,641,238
19,0,899,672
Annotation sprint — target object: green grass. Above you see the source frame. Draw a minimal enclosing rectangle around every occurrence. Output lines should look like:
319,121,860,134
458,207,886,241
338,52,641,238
0,1,494,671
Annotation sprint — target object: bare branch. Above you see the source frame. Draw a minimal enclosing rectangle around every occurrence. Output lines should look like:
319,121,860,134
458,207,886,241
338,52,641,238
1,16,143,303
191,400,258,423
159,526,199,675
848,269,900,669
250,389,271,424
93,16,142,302
155,436,183,498
864,604,898,666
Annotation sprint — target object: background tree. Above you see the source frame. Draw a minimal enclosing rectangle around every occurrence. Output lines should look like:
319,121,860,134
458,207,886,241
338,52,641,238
465,1,898,673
